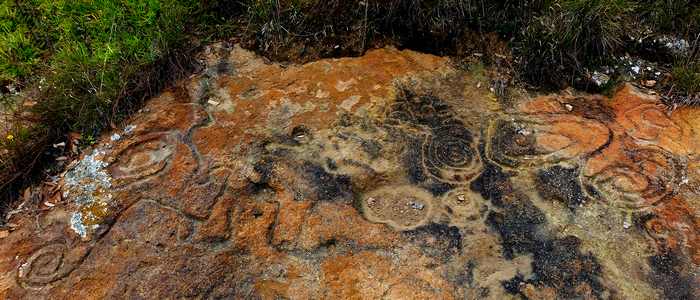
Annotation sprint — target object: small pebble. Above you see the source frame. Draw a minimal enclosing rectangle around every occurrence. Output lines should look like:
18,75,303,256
123,125,136,134
410,202,424,210
367,197,376,206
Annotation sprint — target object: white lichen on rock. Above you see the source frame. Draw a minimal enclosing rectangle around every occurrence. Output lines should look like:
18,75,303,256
63,149,114,239
70,212,89,238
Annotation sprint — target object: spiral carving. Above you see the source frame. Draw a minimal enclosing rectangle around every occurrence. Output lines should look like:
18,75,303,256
108,132,177,187
422,125,481,184
485,115,610,168
18,243,73,286
584,147,683,211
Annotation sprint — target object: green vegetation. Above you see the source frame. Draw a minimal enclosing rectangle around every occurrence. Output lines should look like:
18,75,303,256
0,0,242,196
517,0,636,87
639,0,700,36
241,0,698,87
672,61,700,96
241,0,552,60
1,0,699,201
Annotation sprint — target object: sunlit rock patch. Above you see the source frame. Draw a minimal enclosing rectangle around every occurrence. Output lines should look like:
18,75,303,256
0,43,698,299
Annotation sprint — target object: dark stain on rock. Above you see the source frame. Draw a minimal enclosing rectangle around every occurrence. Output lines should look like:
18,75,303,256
486,204,545,258
470,163,515,203
387,87,457,129
530,236,605,299
325,158,338,170
502,273,526,294
216,60,233,75
250,158,276,193
472,163,606,298
501,237,606,299
585,183,602,199
425,182,454,196
360,139,382,159
239,85,259,100
648,249,697,300
568,97,616,123
335,111,353,127
403,136,455,196
404,223,462,261
453,260,477,287
405,138,428,184
299,161,353,202
535,165,589,210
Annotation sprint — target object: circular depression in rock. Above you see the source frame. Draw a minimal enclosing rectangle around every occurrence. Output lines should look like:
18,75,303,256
361,185,436,230
440,188,484,225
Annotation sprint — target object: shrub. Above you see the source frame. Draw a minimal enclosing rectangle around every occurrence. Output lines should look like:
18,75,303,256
0,1,44,84
671,61,700,96
241,0,555,60
638,0,700,37
516,0,636,88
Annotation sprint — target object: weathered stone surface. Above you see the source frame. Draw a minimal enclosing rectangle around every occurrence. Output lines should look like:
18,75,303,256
1,44,698,299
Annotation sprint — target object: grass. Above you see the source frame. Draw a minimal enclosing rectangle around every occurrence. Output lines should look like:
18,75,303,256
1,0,699,203
671,61,700,97
639,0,700,36
516,0,636,88
0,0,243,199
241,0,552,60
241,0,697,89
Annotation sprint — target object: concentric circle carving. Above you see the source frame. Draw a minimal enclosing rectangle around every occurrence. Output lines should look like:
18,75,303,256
422,125,481,184
584,147,683,211
18,243,76,286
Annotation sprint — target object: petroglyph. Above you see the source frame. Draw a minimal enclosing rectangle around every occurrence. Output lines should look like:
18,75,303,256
1,44,698,299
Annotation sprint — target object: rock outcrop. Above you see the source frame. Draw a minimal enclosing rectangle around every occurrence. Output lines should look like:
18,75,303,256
1,43,698,299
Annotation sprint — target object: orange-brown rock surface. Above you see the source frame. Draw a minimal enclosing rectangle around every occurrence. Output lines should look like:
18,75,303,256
0,44,698,299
